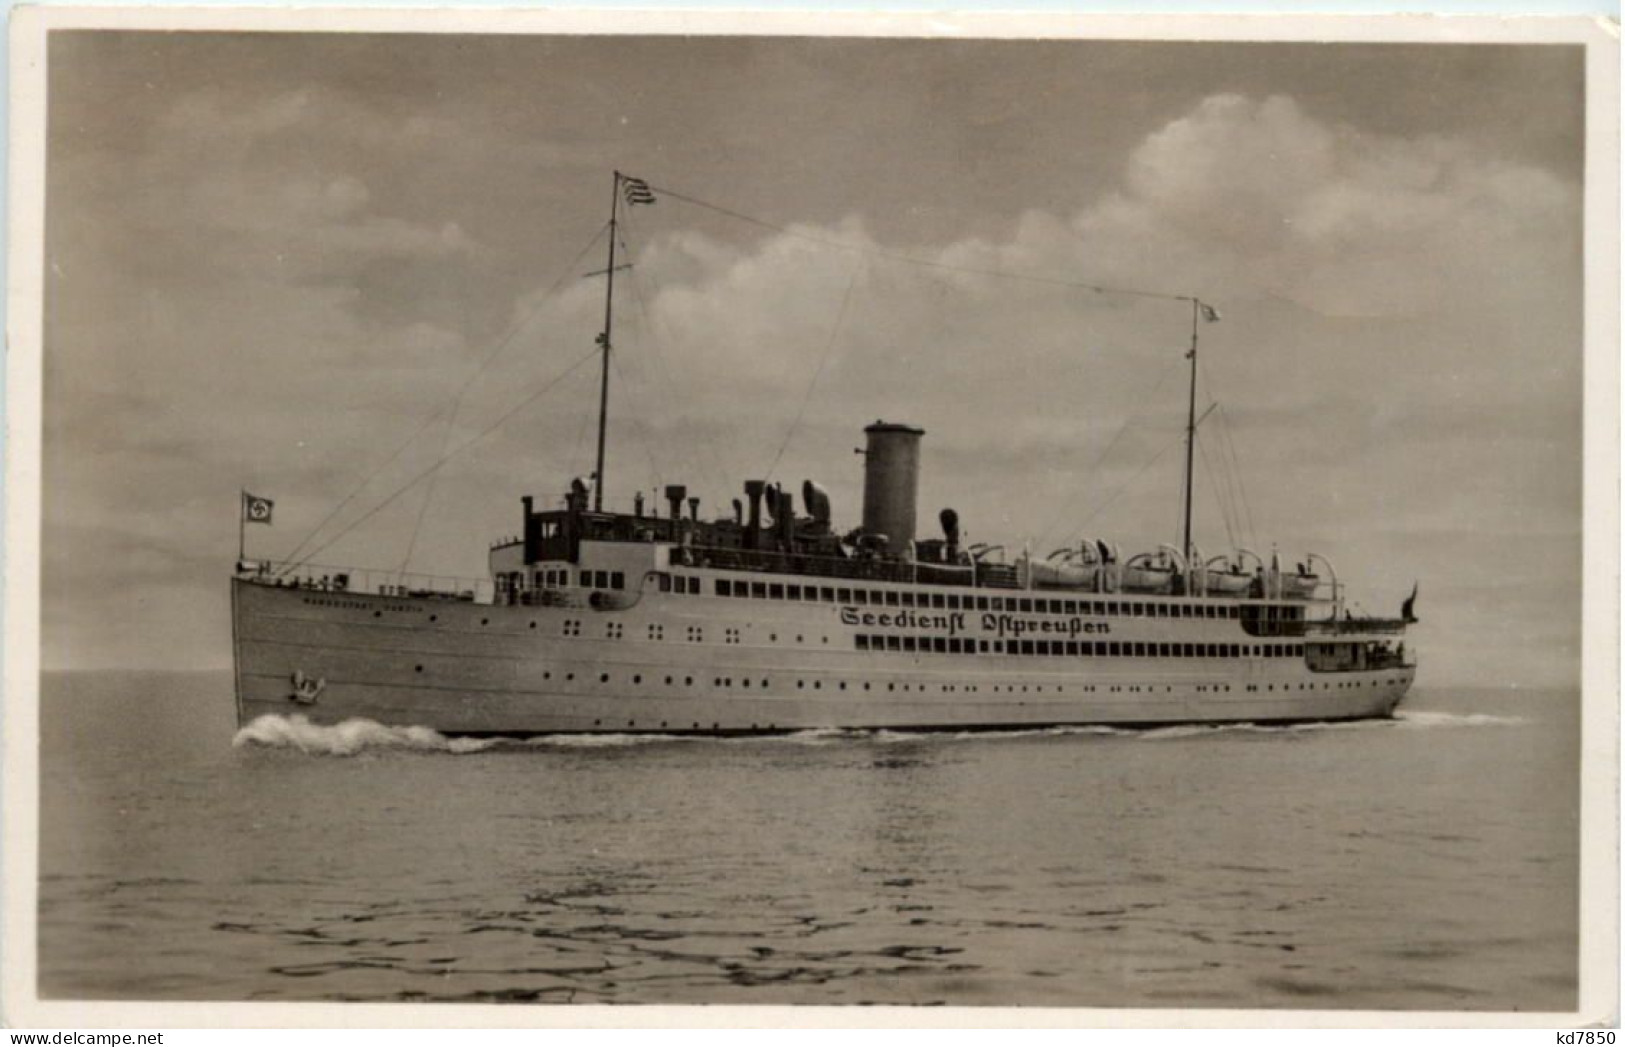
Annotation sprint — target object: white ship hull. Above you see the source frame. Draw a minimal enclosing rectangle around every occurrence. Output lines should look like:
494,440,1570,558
232,577,1413,735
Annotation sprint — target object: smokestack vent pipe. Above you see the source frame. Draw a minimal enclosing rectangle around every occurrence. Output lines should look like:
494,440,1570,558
743,481,767,550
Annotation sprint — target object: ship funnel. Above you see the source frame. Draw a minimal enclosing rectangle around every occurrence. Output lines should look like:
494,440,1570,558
743,480,767,550
663,484,687,522
732,498,743,526
940,507,960,560
861,421,925,557
687,496,700,522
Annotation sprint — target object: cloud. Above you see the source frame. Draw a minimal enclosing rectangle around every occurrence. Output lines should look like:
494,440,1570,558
1079,94,1578,319
42,89,1583,688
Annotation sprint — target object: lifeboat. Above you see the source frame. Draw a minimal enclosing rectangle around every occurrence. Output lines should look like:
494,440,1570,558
1281,566,1320,600
1121,547,1180,595
1203,555,1253,596
1031,545,1101,591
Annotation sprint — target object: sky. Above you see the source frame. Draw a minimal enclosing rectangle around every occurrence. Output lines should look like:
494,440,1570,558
41,31,1585,686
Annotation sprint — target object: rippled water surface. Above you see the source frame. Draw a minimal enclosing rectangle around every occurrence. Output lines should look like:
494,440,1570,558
38,671,1579,1008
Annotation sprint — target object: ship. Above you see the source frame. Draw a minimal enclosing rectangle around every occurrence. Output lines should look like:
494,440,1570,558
231,173,1417,735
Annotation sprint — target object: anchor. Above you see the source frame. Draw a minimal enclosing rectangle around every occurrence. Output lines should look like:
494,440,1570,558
289,670,326,705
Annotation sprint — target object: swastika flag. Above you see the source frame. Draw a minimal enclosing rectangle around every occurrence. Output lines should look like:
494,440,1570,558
243,492,274,525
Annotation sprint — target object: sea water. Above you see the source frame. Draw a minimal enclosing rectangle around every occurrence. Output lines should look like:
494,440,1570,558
36,671,1580,1009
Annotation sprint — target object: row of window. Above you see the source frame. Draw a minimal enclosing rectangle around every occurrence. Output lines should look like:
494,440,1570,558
520,567,1306,622
413,666,1400,704
503,568,628,592
710,577,1282,619
529,567,1298,619
854,635,1305,659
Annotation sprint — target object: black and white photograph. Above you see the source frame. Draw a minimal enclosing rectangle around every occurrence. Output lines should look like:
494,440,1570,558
4,8,1617,1028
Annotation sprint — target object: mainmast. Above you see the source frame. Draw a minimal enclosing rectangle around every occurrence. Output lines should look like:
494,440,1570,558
1181,298,1199,568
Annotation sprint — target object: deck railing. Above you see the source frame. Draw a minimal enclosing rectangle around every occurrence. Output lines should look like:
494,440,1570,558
236,559,494,603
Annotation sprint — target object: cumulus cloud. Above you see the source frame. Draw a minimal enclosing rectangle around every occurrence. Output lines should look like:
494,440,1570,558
43,86,1583,687
1079,94,1577,318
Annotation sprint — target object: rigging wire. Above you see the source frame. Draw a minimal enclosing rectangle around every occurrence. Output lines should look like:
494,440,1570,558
1217,406,1259,551
648,182,1196,305
1034,354,1185,549
278,221,613,573
1196,428,1238,551
567,367,596,479
608,348,666,504
286,347,601,571
765,255,866,484
636,181,1227,544
615,210,737,504
1077,430,1187,530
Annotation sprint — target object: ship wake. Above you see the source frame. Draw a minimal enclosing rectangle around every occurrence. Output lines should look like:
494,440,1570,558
232,707,1523,757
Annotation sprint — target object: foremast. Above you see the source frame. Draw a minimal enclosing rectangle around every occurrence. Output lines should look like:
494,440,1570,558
589,172,659,514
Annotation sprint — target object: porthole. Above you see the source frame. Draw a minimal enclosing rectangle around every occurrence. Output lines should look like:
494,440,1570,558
661,721,668,728
797,680,805,689
633,675,642,684
373,610,382,618
665,675,674,685
839,682,847,690
761,679,769,688
600,673,609,683
429,614,438,622
529,622,537,629
685,676,694,686
770,634,778,642
594,719,601,726
566,672,575,681
544,672,551,680
628,720,635,728
481,618,489,626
